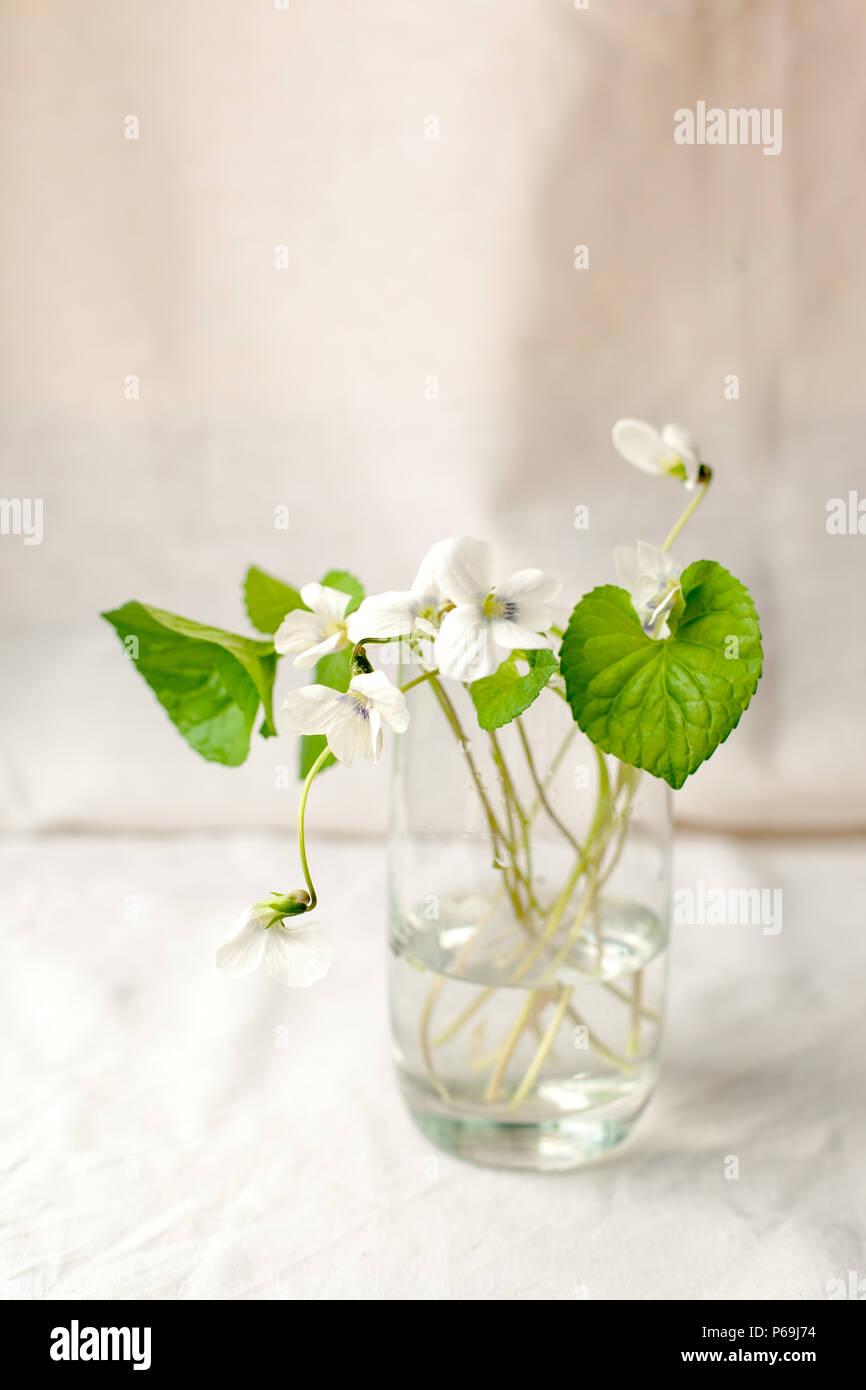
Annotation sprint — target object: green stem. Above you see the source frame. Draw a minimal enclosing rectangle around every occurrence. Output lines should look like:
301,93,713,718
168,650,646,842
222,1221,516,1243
542,869,598,982
508,987,573,1110
605,979,660,1024
494,756,635,1094
662,470,712,552
483,989,540,1102
489,729,534,894
568,1003,637,1075
508,747,610,984
426,676,530,921
400,668,438,693
432,986,496,1048
296,746,331,909
418,976,451,1102
542,764,638,981
516,715,582,854
428,677,502,843
627,969,643,1057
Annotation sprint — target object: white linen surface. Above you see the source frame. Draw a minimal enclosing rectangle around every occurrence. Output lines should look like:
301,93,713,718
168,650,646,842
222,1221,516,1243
3,830,863,1302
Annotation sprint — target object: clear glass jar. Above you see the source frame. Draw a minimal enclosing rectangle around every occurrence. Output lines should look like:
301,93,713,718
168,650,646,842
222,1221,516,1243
387,672,671,1171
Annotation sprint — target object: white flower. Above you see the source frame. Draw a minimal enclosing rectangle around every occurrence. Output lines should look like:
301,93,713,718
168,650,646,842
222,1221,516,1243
348,545,443,642
611,418,701,488
614,539,682,639
216,904,333,987
274,583,352,669
432,536,560,682
280,669,409,766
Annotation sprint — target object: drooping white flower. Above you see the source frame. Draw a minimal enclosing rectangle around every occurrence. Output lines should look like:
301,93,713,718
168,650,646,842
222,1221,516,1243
432,536,560,682
614,539,682,639
611,418,701,488
280,669,409,766
348,545,443,642
274,583,353,669
216,904,333,987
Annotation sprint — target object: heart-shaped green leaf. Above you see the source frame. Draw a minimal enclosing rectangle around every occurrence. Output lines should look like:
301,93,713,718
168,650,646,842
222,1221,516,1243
102,602,279,765
470,649,557,731
243,566,304,635
560,560,762,788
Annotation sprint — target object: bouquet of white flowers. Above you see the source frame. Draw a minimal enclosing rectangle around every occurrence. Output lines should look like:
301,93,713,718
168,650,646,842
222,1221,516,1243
104,418,762,1165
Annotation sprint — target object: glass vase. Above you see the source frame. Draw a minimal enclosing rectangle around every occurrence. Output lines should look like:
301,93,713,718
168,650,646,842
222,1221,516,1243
386,672,671,1172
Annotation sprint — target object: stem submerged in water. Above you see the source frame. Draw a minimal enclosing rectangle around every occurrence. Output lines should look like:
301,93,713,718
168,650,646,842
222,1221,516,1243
403,677,653,1115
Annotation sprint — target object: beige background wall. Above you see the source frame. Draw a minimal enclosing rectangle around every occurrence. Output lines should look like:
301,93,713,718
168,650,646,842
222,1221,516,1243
1,0,864,832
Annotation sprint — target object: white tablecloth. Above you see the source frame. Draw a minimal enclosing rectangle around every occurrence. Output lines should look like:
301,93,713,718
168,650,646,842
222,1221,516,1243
3,831,864,1301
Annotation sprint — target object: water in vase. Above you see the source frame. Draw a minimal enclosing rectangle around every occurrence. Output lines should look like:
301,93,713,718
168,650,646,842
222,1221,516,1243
388,886,667,1169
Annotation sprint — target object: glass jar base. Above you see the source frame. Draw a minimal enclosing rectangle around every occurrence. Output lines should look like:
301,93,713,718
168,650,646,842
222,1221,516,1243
401,1085,650,1172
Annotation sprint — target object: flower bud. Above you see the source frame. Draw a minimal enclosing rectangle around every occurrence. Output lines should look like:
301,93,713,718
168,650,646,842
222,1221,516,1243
350,645,375,676
255,889,312,922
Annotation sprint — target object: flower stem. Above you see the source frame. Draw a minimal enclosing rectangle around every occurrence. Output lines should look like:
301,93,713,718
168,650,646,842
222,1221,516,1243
489,729,534,893
627,969,643,1057
417,976,452,1101
507,987,573,1110
662,469,712,552
427,676,502,842
426,675,530,922
431,986,496,1048
515,715,582,854
542,765,639,982
483,989,540,1102
507,747,610,984
400,668,439,693
296,746,331,909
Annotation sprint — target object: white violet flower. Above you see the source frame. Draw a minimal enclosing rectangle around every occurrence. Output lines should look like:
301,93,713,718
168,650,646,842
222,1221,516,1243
611,418,701,488
216,904,333,987
274,582,353,669
614,539,682,639
432,536,560,682
348,545,443,642
280,669,410,766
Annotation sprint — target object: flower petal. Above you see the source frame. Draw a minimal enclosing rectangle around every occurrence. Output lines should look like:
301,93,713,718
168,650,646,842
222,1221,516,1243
323,694,375,766
216,907,268,977
273,609,323,657
431,536,494,605
264,923,333,987
435,606,499,681
368,706,383,763
300,582,352,623
279,684,339,736
661,422,700,487
348,591,415,641
350,671,410,732
495,569,561,604
292,631,343,670
636,538,678,583
489,619,550,651
410,545,442,605
611,418,665,474
615,539,681,638
614,543,641,592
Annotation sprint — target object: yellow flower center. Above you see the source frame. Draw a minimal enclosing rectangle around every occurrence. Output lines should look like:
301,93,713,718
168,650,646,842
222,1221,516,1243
482,592,504,619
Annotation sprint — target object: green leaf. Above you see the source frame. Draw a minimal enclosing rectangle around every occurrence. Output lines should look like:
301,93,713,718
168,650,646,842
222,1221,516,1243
243,566,304,635
470,649,557,731
559,560,762,789
102,601,278,766
297,570,365,778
